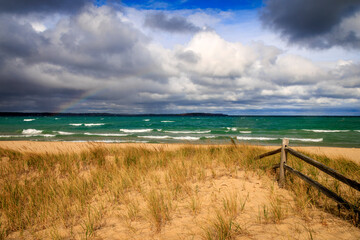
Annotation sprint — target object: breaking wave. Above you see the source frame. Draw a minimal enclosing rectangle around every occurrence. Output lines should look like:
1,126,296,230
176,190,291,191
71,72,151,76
237,136,278,141
84,133,128,137
287,137,323,142
164,130,211,134
303,129,349,133
120,129,153,133
22,129,43,135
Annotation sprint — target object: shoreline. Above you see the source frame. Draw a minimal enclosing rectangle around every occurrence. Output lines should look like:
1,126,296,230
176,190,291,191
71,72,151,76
0,141,359,164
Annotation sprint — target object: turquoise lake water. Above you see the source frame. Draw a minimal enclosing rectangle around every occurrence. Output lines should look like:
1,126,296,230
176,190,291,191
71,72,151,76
0,116,359,147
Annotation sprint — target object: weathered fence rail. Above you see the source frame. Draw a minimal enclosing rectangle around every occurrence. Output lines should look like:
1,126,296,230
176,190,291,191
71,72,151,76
254,148,281,160
286,147,360,192
284,164,357,213
255,138,360,217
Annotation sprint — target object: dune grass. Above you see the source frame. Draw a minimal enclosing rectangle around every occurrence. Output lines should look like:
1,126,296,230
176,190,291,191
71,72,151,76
0,143,359,239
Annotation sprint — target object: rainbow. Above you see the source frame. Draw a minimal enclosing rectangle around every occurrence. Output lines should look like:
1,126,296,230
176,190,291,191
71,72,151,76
55,88,105,113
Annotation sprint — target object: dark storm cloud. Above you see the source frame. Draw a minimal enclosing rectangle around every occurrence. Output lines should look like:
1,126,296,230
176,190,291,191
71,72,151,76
144,12,201,33
0,6,166,112
260,0,360,49
0,0,91,14
0,15,47,60
0,71,85,112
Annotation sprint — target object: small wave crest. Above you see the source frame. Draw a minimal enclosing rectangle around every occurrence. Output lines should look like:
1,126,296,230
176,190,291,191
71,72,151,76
69,123,82,126
42,134,56,137
55,131,75,135
94,140,148,143
0,135,32,138
173,136,200,141
93,140,128,143
303,129,349,133
24,119,35,122
21,129,55,137
164,130,211,134
84,133,128,137
143,119,150,121
120,129,153,133
84,123,105,127
204,136,216,138
161,121,175,123
287,137,323,142
239,131,252,134
22,129,43,135
237,136,278,141
69,123,105,127
139,135,171,139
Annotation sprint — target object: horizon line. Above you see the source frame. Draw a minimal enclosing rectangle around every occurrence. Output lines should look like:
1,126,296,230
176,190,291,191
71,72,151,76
0,112,359,117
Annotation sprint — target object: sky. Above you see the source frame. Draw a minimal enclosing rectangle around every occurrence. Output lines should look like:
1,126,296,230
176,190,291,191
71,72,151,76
0,0,359,115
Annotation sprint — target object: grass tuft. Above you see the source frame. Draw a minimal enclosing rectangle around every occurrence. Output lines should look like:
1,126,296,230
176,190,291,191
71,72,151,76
146,189,172,232
202,212,246,240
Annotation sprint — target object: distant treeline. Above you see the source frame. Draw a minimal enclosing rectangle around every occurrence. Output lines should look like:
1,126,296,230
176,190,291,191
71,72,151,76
0,112,228,117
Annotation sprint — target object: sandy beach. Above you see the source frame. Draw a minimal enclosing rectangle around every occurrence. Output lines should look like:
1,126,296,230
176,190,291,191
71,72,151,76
1,141,359,239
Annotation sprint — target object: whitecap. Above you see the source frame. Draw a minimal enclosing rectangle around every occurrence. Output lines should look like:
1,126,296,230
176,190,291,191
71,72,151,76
42,134,56,137
239,131,252,134
55,131,75,135
143,119,150,121
139,135,171,139
237,136,278,141
165,130,211,134
24,119,35,122
22,129,56,137
161,121,175,123
303,129,350,133
91,140,148,143
22,129,43,135
93,140,128,143
287,137,323,142
205,136,216,138
120,129,153,133
84,123,105,127
84,133,128,137
173,136,200,141
69,123,82,126
0,135,31,138
226,127,237,131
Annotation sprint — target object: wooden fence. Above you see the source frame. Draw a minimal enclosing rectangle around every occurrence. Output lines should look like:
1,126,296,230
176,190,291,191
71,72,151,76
255,138,360,219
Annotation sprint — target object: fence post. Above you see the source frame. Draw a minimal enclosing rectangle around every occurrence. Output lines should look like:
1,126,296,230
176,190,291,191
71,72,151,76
279,138,289,188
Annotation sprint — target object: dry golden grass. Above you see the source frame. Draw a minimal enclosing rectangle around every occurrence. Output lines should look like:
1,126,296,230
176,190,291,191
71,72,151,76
0,142,359,239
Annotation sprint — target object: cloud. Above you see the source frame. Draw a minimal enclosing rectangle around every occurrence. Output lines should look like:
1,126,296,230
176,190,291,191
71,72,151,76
0,6,359,114
260,0,360,49
0,15,47,61
0,0,91,14
144,12,201,33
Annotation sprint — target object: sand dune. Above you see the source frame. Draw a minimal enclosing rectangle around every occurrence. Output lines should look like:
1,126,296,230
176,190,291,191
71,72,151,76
1,141,359,239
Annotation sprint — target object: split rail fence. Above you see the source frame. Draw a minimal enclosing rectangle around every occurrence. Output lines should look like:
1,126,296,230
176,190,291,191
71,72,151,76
255,138,360,220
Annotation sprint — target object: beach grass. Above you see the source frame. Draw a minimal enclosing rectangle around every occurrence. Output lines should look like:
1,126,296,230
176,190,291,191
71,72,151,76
0,143,359,239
